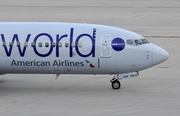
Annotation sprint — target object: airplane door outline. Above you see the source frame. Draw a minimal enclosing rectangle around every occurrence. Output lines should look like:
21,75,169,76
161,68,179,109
101,34,111,58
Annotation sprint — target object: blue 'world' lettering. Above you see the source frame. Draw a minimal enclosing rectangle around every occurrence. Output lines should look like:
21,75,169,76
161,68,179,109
33,33,53,57
1,34,31,56
1,28,96,57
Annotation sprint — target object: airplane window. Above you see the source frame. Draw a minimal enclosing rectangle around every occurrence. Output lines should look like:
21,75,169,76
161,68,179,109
39,42,42,47
31,42,34,47
24,42,28,47
72,42,75,47
9,42,13,47
58,42,62,47
126,39,135,46
17,42,21,47
134,40,142,46
65,42,69,47
45,42,49,47
3,42,6,47
52,42,55,47
78,42,82,47
141,39,149,44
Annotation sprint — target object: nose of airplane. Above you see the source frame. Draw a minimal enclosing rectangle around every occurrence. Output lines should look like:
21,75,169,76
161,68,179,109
153,44,169,66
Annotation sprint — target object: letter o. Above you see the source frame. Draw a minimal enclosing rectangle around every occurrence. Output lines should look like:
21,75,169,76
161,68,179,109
33,33,53,57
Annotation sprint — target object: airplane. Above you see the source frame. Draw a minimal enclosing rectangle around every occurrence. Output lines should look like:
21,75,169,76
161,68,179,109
0,22,169,89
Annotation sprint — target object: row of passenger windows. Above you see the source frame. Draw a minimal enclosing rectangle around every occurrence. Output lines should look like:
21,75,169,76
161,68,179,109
126,39,149,46
2,42,83,48
2,39,149,47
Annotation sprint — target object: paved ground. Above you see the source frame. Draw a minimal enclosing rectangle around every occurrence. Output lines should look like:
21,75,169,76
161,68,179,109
0,0,180,116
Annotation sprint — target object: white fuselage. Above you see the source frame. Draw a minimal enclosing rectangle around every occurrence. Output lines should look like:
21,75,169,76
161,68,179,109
0,22,169,75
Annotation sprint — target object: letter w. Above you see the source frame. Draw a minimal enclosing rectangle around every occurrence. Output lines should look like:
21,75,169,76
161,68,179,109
1,34,31,57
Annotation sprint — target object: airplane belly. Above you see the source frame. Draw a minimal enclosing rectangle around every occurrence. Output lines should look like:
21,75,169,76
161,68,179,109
0,57,99,74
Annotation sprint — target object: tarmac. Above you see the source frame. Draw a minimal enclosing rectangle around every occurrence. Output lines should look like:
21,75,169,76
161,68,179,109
0,0,180,116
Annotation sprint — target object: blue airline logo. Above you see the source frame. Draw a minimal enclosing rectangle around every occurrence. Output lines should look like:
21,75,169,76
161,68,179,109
1,28,96,57
111,38,125,51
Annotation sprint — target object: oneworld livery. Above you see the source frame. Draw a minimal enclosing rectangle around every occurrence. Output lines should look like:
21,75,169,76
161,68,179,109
0,22,169,89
